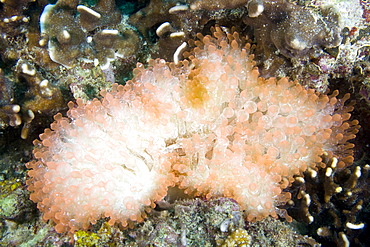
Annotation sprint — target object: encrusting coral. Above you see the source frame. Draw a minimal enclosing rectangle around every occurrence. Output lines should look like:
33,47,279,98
26,26,360,234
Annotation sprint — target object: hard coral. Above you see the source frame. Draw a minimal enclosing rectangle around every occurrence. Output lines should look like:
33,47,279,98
0,68,21,129
129,0,248,62
40,0,85,68
288,157,369,246
220,228,251,247
26,26,359,234
40,0,140,69
130,0,342,85
14,59,65,139
0,0,34,35
190,0,342,57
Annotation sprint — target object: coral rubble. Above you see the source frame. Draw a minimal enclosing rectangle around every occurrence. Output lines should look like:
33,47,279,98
135,198,247,246
72,198,318,246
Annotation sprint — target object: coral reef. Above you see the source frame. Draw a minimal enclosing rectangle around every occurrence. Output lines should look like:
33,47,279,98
0,0,68,140
133,198,319,246
2,195,319,246
286,156,370,246
0,0,143,140
0,0,34,37
0,0,368,246
133,198,246,246
0,175,71,246
70,198,318,246
26,26,359,235
0,0,364,137
129,0,370,96
0,179,33,222
220,228,251,247
191,0,341,58
130,0,342,78
15,59,65,139
0,69,21,129
40,0,141,69
129,0,248,61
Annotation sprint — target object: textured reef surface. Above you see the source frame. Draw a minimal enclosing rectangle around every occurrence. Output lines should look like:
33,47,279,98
1,0,370,246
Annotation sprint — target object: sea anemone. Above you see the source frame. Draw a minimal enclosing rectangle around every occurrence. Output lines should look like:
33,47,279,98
26,82,180,233
26,26,359,233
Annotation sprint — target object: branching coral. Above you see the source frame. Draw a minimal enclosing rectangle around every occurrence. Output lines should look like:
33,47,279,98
0,68,21,129
26,26,359,234
0,60,64,139
14,59,65,139
287,156,369,246
0,0,34,36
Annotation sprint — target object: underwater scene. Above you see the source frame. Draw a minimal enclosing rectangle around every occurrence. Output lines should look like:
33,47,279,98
0,0,370,246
